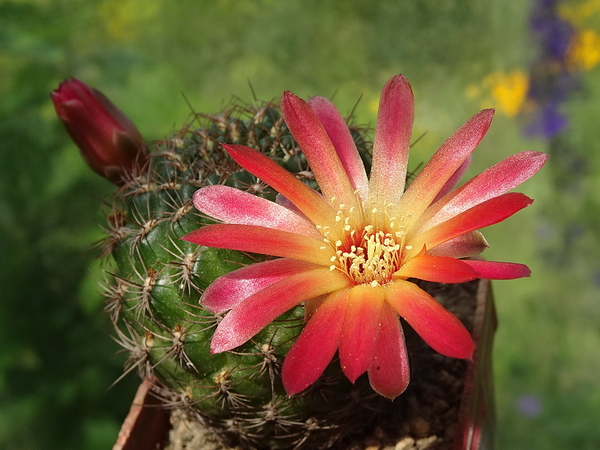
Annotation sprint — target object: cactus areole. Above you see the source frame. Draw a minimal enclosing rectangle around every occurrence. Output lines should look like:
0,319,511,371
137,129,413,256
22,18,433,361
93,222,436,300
59,74,546,449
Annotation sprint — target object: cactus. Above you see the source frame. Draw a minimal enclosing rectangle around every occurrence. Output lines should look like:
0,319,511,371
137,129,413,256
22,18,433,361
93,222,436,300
100,101,391,449
52,76,547,450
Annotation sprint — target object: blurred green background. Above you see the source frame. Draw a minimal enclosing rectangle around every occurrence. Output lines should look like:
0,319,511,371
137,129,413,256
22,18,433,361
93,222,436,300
1,0,600,448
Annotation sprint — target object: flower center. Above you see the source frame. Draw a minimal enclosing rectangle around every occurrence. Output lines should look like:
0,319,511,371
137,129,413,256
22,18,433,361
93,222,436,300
319,202,412,287
333,224,404,287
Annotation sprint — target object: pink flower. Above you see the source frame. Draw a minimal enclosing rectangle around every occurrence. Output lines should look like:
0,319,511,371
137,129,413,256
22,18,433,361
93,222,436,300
52,78,147,185
183,75,547,400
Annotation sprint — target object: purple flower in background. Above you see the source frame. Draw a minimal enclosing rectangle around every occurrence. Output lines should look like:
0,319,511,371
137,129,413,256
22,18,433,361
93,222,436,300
593,269,600,287
525,99,568,137
530,0,574,60
516,394,543,418
525,0,579,138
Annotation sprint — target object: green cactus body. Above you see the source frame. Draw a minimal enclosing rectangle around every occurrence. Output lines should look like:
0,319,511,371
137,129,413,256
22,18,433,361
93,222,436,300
102,102,390,449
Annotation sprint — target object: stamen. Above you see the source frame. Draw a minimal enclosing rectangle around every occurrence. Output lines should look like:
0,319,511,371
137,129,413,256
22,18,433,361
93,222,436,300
322,197,409,286
330,224,404,286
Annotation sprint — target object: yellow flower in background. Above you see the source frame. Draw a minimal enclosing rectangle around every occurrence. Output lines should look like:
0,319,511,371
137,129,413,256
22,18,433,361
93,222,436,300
487,72,530,117
99,0,161,42
559,0,600,26
467,71,529,118
568,29,600,70
558,0,600,70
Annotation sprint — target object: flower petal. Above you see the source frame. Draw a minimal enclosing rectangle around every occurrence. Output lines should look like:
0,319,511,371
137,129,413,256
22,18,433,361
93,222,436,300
385,280,474,359
394,109,495,223
192,185,321,238
367,303,410,400
432,154,472,204
222,144,337,229
394,254,480,283
462,260,531,279
308,96,369,203
202,258,322,313
338,285,385,383
282,288,350,396
182,224,333,266
369,75,414,205
303,294,328,321
419,151,548,230
211,268,350,353
408,192,533,257
427,231,489,258
282,92,358,209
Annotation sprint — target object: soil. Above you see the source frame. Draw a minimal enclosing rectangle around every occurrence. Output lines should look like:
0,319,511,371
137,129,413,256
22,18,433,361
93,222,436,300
164,280,480,450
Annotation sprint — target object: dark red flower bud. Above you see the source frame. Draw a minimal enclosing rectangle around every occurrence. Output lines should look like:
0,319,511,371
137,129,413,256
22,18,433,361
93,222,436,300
51,78,147,185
